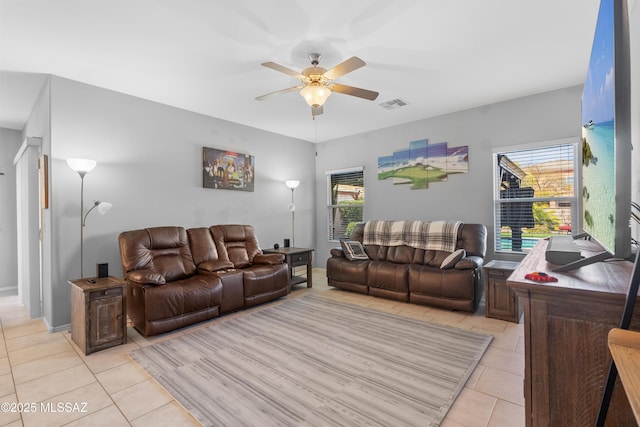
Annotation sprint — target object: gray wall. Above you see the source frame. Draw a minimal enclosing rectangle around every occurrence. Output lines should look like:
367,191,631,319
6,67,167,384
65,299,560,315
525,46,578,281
0,128,21,291
314,86,584,264
30,76,316,330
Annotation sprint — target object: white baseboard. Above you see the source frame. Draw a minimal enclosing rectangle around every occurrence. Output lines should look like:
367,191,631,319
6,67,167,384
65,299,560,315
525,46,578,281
42,317,70,333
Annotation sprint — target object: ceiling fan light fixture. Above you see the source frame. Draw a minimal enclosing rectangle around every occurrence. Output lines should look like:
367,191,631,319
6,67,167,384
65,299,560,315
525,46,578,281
259,55,375,117
300,83,331,107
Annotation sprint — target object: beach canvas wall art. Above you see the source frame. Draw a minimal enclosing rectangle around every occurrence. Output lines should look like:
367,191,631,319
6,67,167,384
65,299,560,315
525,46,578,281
377,139,468,190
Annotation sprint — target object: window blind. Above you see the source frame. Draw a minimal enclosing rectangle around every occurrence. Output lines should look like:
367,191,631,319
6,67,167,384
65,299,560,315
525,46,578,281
326,167,364,241
494,142,578,253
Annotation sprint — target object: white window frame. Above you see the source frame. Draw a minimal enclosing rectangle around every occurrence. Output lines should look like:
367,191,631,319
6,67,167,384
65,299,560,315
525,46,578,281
492,137,580,254
326,166,364,242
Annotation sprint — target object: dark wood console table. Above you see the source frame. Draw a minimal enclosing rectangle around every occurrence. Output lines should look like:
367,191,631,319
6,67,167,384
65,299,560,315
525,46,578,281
263,247,313,288
508,239,637,426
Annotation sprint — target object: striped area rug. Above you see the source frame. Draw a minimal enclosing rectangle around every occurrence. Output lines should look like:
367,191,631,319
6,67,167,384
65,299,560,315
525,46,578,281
129,294,492,426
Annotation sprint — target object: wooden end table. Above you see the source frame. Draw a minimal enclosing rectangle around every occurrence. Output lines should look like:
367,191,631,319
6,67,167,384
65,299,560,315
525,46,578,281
263,247,313,288
483,260,521,322
69,276,127,355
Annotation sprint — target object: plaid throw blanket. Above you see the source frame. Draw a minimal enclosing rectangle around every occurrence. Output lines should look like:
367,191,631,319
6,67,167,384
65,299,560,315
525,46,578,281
363,220,462,252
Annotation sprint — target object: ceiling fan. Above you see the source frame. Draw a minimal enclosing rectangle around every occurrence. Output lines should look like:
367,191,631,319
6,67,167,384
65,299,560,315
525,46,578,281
255,53,379,117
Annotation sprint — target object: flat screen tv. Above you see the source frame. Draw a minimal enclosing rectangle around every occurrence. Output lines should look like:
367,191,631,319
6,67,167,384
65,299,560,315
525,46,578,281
555,0,632,271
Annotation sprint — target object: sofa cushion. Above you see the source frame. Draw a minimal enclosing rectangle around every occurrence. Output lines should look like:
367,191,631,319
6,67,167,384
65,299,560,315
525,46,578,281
126,269,165,285
384,246,416,264
242,263,289,298
330,247,346,258
119,226,196,282
367,260,409,293
143,275,222,322
457,223,487,257
455,255,484,270
326,257,369,285
211,224,262,268
409,265,475,300
440,249,466,269
197,259,235,273
187,228,235,272
153,247,195,281
254,253,285,265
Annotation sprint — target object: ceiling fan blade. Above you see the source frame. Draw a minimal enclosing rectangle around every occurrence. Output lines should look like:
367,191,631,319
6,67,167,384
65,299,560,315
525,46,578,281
323,56,366,80
255,86,302,101
331,83,379,101
311,105,324,116
261,62,306,80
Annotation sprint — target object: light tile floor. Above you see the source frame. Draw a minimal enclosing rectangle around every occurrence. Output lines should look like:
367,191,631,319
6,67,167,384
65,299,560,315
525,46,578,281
0,269,524,426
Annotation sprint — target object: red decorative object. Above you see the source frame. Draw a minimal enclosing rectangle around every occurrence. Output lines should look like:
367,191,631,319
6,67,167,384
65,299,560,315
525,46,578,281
558,224,572,233
525,272,559,282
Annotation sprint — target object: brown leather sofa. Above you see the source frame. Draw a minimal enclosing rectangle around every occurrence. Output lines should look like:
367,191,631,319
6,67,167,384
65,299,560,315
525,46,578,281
118,224,289,336
326,222,487,312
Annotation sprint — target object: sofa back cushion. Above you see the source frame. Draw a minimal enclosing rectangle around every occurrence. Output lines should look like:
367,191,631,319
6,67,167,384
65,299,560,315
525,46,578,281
365,245,450,268
119,226,196,282
349,222,487,266
187,227,219,265
210,224,262,268
457,223,487,258
385,246,416,264
186,227,235,271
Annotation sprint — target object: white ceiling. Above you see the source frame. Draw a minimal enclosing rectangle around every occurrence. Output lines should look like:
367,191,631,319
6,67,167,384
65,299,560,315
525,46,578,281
0,0,614,143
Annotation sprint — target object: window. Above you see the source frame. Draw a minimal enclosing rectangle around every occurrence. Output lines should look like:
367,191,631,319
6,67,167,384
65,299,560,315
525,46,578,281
494,140,578,253
327,167,364,241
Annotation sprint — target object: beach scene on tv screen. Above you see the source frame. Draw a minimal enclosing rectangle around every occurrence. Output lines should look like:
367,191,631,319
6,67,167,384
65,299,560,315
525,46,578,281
581,0,615,253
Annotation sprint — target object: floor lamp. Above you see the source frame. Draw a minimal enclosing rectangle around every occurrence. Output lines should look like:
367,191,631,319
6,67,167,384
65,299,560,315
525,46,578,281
286,180,300,247
67,158,112,278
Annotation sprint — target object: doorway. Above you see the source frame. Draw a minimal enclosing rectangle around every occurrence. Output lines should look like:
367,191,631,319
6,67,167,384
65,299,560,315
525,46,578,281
14,136,42,318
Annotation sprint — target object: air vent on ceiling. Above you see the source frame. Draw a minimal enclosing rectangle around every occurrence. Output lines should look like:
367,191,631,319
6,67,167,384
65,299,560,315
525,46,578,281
379,98,409,110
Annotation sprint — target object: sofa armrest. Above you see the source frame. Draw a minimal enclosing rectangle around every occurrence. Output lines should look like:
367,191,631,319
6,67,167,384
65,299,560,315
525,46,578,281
330,248,346,258
254,253,284,265
455,255,484,270
125,269,166,285
198,259,235,273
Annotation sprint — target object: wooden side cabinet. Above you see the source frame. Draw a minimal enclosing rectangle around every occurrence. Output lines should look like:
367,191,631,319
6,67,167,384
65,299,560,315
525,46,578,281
70,276,127,355
484,260,520,322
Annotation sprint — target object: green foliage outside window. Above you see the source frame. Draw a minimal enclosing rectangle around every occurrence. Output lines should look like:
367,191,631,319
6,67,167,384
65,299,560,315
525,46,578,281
531,202,562,234
338,199,363,237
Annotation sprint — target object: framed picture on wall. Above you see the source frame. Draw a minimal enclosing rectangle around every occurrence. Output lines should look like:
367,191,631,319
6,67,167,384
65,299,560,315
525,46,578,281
202,147,255,192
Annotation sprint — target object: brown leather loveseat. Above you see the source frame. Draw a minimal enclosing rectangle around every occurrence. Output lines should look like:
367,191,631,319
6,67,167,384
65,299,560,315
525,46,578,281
326,221,487,312
118,224,289,336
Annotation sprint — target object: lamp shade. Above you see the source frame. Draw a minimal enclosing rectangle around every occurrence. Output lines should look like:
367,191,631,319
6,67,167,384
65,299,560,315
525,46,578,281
285,180,300,189
300,83,331,107
97,201,112,215
67,158,97,174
